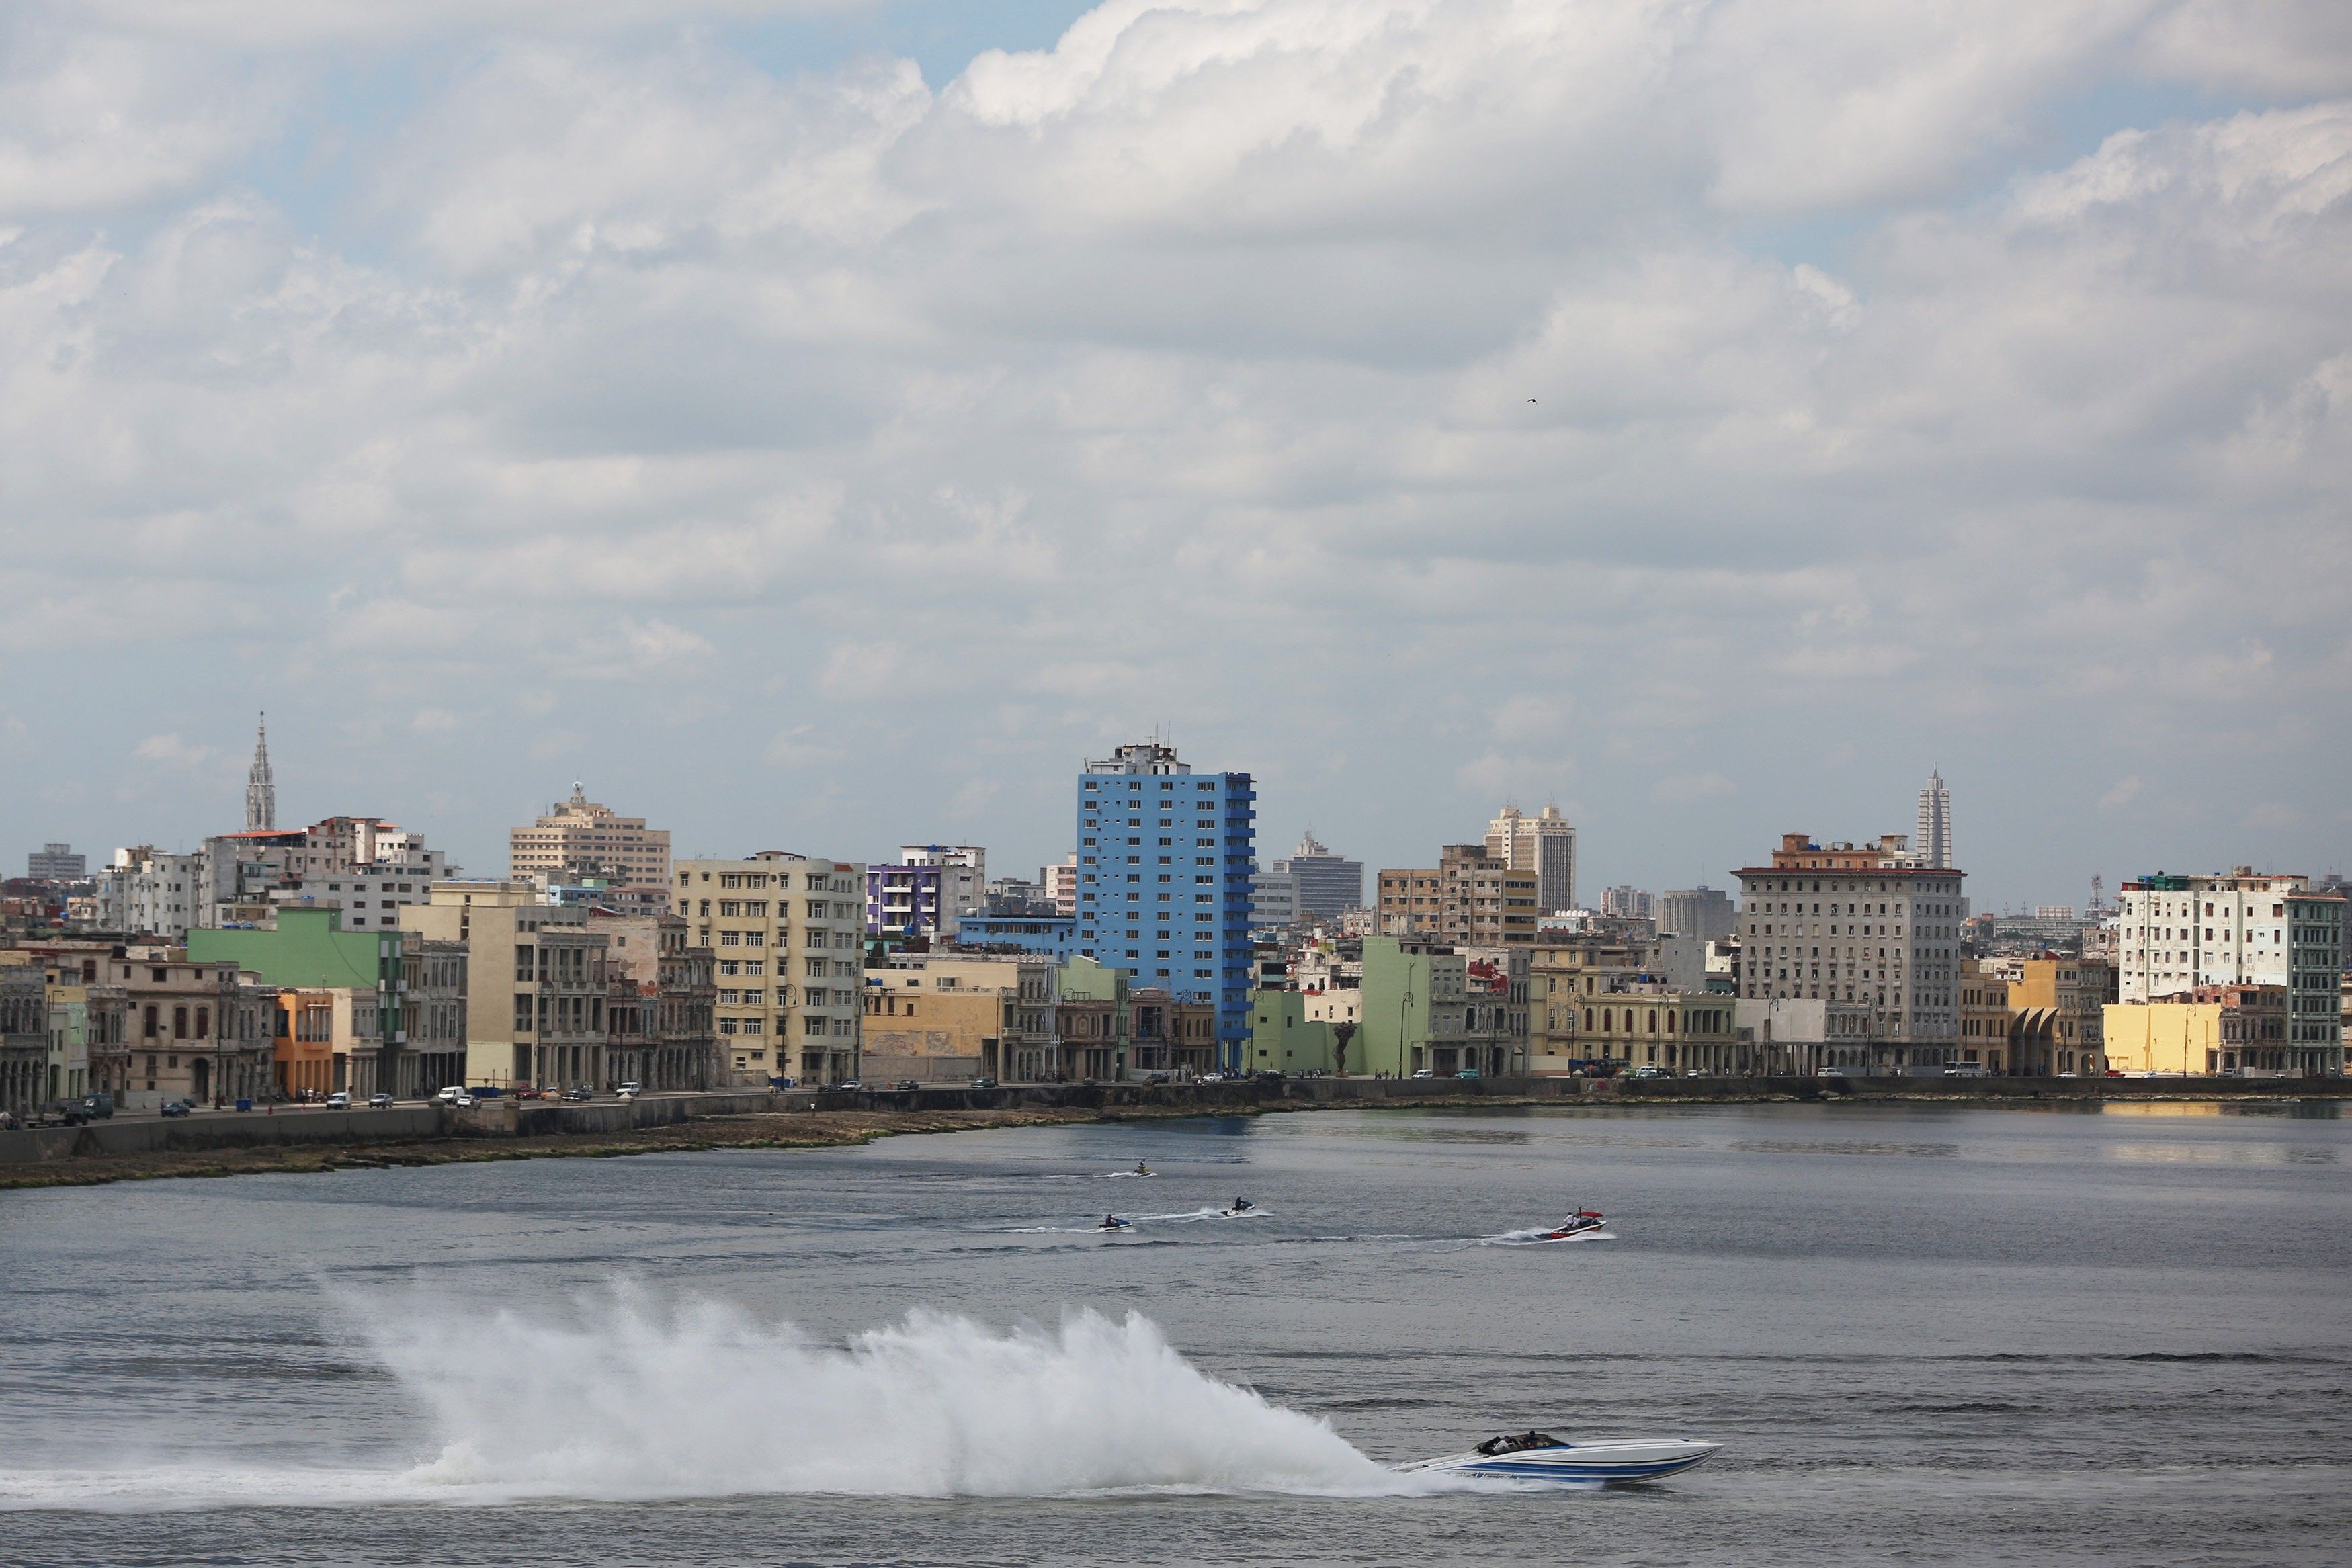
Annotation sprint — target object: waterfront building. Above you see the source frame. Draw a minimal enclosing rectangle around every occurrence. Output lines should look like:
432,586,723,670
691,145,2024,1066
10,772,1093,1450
672,854,865,1086
1486,805,1574,913
1246,989,1345,1075
1730,996,1874,1075
509,785,670,888
2115,870,2343,1061
588,909,716,1092
1658,887,1736,943
1073,742,1254,1065
116,955,274,1109
1132,988,1217,1076
400,938,469,1095
399,882,611,1092
1275,831,1365,920
1958,959,2014,1074
1531,984,1738,1076
0,965,48,1115
2104,985,2305,1076
26,844,85,881
2005,956,2110,1077
1917,769,1953,870
1355,934,1516,1078
268,986,381,1099
1734,832,1966,1072
189,910,412,1096
1054,955,1131,1080
865,953,1056,1082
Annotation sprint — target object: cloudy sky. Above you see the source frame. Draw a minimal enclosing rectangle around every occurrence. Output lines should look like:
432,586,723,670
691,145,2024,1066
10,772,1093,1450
3,0,2347,908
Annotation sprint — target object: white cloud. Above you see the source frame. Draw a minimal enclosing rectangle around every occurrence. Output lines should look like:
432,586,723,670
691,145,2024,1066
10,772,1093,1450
2099,776,2144,810
1,1,2348,901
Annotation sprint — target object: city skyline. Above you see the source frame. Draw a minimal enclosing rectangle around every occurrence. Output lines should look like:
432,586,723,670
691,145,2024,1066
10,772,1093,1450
14,714,2342,916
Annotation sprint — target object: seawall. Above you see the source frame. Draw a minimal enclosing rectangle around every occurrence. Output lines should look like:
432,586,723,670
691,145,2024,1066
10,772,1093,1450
4,1074,2343,1172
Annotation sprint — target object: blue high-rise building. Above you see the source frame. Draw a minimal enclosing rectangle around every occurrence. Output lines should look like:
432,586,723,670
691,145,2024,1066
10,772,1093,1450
1075,741,1255,1068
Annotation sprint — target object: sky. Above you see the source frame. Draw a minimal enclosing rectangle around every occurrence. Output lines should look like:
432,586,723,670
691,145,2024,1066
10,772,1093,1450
2,0,2348,912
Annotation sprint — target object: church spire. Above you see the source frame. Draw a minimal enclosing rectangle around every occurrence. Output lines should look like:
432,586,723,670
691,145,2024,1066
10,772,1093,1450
246,713,276,832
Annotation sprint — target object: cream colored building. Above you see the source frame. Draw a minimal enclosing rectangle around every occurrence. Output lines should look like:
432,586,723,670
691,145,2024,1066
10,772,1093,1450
1488,803,1576,914
510,785,671,885
864,955,1055,1082
674,853,865,1086
398,881,610,1090
1531,985,1740,1075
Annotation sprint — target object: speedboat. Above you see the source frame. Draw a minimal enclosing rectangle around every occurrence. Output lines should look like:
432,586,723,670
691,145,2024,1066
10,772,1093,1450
1404,1433,1720,1484
1536,1211,1611,1241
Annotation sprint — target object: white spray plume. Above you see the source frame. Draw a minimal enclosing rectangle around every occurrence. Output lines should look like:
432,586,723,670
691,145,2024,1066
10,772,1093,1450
363,1287,1420,1502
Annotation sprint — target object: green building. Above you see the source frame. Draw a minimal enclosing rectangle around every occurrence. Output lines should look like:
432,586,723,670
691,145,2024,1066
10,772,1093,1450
1054,955,1132,1079
1356,934,1486,1077
1245,990,1344,1075
188,910,406,1086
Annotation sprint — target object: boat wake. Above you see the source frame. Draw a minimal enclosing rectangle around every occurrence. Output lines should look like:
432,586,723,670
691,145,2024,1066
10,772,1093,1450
1007,1207,1269,1233
1480,1227,1618,1246
0,1290,1451,1510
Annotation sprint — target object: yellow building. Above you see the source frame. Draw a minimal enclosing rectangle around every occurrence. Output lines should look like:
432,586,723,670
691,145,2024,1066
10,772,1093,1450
673,853,864,1086
2105,985,2292,1076
2007,957,2109,1076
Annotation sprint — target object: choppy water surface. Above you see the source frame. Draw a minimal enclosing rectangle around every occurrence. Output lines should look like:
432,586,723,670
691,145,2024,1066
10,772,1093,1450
5,1101,2347,1565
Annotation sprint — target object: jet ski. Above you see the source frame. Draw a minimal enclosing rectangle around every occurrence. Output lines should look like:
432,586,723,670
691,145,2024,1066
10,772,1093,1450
1096,1215,1131,1232
1534,1210,1612,1242
1219,1199,1257,1217
1403,1433,1720,1484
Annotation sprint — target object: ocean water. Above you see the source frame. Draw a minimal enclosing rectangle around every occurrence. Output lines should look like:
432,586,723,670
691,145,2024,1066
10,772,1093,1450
3,1101,2347,1565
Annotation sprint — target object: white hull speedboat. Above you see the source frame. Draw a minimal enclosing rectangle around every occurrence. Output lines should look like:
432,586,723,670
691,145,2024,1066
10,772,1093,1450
1404,1435,1721,1485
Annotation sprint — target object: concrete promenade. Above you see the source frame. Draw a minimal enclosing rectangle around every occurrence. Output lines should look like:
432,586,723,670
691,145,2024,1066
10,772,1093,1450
3,1074,2345,1172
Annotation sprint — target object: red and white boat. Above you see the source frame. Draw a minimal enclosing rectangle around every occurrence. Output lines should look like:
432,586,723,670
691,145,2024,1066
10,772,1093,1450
1534,1210,1612,1242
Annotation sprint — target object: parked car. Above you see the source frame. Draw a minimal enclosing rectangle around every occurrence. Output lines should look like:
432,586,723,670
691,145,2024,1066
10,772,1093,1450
325,1092,351,1109
617,1082,642,1096
1455,1068,1481,1080
1410,1068,1435,1079
1199,1072,1224,1084
971,1076,998,1089
562,1086,593,1102
367,1092,394,1108
160,1098,194,1117
837,1079,864,1091
892,1079,921,1092
1627,1065,1673,1080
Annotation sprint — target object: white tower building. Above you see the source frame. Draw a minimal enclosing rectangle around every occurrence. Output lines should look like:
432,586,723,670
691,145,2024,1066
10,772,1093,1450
1916,770,1952,871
